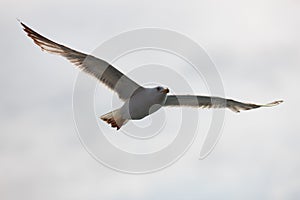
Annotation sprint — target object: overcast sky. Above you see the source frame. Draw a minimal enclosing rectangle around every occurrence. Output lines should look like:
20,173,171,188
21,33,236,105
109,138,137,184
0,0,299,199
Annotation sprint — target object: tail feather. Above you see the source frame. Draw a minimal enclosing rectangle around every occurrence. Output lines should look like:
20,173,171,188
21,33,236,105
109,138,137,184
100,110,128,130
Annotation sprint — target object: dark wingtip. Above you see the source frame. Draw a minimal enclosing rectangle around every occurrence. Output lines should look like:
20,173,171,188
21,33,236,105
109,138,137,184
263,100,284,107
18,20,30,35
17,18,26,29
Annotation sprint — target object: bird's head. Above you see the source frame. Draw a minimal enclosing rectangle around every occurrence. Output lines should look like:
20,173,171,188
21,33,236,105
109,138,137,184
154,86,169,95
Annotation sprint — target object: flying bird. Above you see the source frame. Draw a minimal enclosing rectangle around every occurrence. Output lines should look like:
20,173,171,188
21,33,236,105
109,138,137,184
20,21,283,130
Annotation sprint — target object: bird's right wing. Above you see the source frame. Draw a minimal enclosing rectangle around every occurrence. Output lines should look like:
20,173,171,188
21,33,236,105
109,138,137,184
164,95,283,112
20,21,142,101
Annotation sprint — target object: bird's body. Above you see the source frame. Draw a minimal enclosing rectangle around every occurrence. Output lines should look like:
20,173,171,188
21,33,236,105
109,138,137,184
101,87,168,129
20,21,283,130
124,87,168,120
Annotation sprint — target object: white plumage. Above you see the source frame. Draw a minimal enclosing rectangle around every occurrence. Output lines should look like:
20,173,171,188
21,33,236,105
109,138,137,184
20,21,283,130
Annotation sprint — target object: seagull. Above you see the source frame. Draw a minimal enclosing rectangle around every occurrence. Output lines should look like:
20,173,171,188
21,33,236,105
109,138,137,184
20,21,283,130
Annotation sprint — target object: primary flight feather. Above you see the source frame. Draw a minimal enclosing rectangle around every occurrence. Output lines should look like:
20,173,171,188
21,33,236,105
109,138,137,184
20,21,283,130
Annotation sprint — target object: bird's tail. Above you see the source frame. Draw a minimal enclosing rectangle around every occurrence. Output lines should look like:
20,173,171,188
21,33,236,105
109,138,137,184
100,109,128,130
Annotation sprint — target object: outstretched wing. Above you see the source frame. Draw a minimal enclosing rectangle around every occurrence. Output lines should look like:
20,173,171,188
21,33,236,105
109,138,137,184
164,95,283,112
20,21,142,101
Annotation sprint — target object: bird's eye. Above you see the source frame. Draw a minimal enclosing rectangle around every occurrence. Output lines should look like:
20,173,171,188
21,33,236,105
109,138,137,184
156,87,160,91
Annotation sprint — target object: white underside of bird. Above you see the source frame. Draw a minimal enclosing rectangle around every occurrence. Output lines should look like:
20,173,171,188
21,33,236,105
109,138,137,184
20,21,283,130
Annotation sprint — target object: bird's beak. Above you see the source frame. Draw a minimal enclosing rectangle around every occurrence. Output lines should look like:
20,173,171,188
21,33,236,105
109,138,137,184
161,88,169,94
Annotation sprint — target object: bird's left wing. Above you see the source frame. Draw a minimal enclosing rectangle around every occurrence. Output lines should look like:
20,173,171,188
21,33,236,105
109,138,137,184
164,95,283,112
20,21,142,101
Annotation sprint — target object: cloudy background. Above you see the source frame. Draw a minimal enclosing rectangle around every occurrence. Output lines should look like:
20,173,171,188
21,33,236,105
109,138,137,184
0,0,299,199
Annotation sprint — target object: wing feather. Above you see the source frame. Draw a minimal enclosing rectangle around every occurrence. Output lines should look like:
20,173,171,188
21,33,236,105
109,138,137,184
20,22,142,100
164,95,283,113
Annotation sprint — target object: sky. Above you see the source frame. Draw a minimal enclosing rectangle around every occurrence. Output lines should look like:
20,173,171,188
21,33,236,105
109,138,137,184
0,0,300,199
